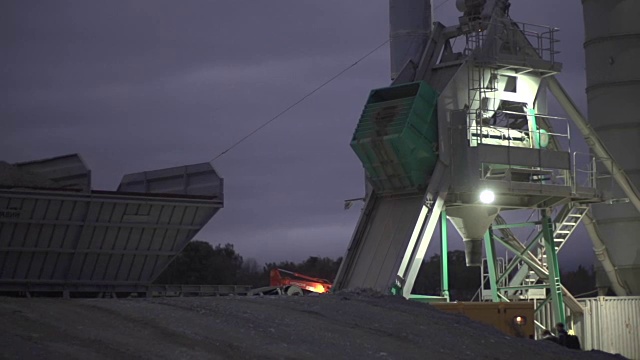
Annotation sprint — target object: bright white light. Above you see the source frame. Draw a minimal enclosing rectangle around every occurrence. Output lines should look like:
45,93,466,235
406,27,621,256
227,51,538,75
479,190,495,204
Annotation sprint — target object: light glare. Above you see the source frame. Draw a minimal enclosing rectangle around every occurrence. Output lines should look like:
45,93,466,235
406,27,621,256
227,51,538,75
479,190,495,204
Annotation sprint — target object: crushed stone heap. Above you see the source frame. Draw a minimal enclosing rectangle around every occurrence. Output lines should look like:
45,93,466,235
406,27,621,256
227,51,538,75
0,294,626,360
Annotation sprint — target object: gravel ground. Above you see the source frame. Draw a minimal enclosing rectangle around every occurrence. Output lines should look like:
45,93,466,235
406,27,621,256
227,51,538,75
0,292,626,360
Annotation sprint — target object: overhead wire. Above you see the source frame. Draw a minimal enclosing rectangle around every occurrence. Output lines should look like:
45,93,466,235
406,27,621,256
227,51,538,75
209,39,390,163
209,0,454,163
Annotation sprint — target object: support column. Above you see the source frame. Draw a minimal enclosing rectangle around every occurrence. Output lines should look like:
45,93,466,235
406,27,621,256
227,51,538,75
541,209,565,325
440,210,450,301
484,228,500,302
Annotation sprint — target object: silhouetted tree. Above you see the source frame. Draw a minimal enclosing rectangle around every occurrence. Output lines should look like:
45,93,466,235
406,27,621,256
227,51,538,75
238,258,267,288
264,256,342,283
562,265,596,297
412,250,481,301
155,241,243,284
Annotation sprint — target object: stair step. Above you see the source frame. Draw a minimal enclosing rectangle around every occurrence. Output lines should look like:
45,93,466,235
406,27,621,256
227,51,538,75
556,230,571,234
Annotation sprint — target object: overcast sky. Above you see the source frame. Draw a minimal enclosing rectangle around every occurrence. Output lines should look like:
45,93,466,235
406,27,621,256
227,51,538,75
2,1,594,268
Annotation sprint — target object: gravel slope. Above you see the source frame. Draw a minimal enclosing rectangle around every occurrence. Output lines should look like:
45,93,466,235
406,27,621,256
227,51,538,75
0,293,626,360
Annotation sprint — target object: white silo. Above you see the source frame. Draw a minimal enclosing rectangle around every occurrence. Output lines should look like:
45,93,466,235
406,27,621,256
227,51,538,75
583,0,640,295
389,0,432,81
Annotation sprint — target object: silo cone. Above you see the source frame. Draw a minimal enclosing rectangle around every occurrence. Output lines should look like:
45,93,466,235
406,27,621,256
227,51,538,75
447,206,500,266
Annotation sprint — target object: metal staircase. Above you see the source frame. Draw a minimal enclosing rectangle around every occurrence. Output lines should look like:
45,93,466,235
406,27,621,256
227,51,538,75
554,204,589,252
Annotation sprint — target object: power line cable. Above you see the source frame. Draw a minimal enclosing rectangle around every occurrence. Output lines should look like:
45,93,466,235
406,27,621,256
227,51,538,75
209,39,390,163
210,1,452,163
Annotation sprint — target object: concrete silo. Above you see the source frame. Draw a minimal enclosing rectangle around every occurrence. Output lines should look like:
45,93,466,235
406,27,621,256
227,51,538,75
583,0,640,295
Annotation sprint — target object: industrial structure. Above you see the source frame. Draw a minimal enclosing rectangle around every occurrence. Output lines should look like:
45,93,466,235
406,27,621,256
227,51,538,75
334,0,640,355
582,0,640,296
0,154,225,298
1,0,638,357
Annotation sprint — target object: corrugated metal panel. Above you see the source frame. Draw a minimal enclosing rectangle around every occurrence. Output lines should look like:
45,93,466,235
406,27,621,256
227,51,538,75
118,163,223,198
577,296,640,359
0,188,222,289
336,194,424,290
14,154,91,192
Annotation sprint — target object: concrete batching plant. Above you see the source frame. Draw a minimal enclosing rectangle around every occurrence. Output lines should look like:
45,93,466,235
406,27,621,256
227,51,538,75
334,0,640,338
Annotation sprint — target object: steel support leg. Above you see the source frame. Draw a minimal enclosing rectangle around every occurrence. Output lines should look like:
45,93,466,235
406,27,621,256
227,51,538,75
542,209,565,325
440,210,450,301
484,228,500,302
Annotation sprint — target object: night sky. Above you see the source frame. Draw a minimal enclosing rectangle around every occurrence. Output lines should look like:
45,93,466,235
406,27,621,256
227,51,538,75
2,1,594,268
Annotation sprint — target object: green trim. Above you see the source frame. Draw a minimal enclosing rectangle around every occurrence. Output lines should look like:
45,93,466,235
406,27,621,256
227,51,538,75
409,294,449,303
541,209,566,325
441,210,450,301
484,228,501,302
534,295,552,314
529,108,539,149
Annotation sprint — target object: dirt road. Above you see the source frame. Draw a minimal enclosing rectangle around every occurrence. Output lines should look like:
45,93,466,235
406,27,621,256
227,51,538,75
0,292,625,360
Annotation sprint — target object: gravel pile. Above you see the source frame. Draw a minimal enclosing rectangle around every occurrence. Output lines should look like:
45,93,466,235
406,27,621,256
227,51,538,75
0,294,626,360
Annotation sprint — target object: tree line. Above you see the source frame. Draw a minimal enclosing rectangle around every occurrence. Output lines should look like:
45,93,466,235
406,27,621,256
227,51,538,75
155,241,342,289
156,240,596,300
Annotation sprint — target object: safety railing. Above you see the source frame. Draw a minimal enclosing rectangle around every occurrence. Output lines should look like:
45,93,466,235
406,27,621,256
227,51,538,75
464,20,560,66
592,157,623,202
572,152,598,192
468,112,570,150
471,114,598,191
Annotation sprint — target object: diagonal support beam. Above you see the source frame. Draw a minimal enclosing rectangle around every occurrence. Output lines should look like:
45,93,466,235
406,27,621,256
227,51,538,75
499,232,544,284
548,77,640,214
396,163,450,298
483,229,501,302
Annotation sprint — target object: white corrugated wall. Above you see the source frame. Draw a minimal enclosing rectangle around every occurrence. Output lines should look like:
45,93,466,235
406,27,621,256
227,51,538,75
577,296,640,359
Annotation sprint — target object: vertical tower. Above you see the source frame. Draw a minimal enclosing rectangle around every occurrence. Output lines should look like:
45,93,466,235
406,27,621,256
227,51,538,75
583,0,640,295
389,0,432,81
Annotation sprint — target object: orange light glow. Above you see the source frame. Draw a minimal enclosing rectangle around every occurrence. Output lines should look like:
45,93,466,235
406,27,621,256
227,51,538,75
513,315,527,326
314,284,327,293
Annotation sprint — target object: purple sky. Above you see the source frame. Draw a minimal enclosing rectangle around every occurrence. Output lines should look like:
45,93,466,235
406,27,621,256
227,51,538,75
2,1,595,268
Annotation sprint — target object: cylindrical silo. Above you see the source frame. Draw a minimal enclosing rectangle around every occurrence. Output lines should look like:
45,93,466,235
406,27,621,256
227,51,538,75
389,0,432,81
583,0,640,295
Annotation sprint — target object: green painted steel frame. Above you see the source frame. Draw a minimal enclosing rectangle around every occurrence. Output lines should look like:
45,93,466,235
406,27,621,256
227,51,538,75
487,215,566,325
409,209,567,326
483,229,501,302
541,209,566,325
408,209,451,302
441,210,450,301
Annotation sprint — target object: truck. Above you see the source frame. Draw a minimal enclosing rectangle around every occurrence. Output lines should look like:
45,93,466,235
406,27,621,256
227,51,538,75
248,268,332,296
